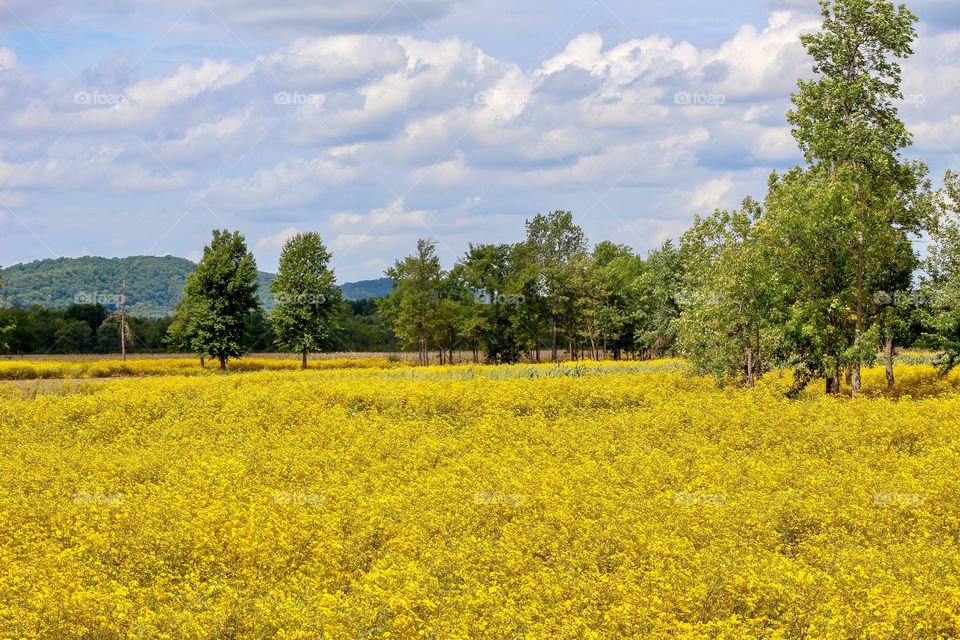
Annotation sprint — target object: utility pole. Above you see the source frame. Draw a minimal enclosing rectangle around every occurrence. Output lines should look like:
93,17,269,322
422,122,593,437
119,276,128,362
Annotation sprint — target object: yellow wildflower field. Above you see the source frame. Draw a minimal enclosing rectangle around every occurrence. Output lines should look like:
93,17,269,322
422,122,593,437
0,356,410,380
2,361,960,638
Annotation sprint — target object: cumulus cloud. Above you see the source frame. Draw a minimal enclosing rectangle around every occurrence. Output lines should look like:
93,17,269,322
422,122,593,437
206,153,364,210
1,5,958,278
255,226,299,253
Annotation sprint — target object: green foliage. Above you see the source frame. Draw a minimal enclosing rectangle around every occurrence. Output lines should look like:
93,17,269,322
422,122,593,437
381,223,690,365
925,170,960,372
381,239,445,364
524,210,589,360
181,230,260,369
678,198,785,385
335,300,402,352
456,243,524,363
269,232,343,364
787,0,917,172
0,303,171,355
634,241,684,359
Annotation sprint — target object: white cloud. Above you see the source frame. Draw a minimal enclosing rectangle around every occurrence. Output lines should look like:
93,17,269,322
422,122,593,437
688,176,735,213
3,7,959,276
330,199,430,235
207,154,363,209
255,226,299,253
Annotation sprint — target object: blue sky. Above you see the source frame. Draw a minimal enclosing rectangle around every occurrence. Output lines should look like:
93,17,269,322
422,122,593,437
1,0,958,281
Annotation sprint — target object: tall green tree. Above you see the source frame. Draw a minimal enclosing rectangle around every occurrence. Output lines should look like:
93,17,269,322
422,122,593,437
590,242,645,360
380,239,444,365
678,198,784,386
507,241,549,362
181,229,260,370
524,211,587,361
786,0,924,395
269,232,342,369
457,243,523,363
635,240,684,359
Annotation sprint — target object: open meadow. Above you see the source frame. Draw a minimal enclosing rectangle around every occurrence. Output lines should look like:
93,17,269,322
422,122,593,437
3,359,960,638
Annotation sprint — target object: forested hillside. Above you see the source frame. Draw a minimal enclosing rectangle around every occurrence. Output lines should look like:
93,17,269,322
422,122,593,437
0,257,390,317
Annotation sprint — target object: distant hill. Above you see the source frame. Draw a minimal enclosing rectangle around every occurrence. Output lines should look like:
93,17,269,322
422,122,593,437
0,256,393,318
340,277,394,300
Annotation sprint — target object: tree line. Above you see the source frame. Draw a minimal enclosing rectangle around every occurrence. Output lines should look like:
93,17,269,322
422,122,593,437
0,275,400,357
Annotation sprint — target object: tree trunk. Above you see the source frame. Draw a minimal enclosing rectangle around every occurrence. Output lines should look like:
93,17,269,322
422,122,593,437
745,347,755,388
200,356,205,368
826,362,841,395
884,336,895,387
852,185,864,398
534,325,541,363
301,349,308,370
551,320,558,363
219,356,227,371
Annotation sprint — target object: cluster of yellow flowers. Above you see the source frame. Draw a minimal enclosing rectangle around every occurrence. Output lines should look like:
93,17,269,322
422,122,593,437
2,361,960,638
0,356,410,380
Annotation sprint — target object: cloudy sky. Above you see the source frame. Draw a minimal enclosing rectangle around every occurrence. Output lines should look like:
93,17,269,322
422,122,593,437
1,0,958,281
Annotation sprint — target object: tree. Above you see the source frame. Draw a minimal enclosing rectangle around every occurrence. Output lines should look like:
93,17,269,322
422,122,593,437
269,232,342,369
925,170,960,372
381,239,443,365
765,167,860,395
54,319,93,353
99,278,132,360
591,242,645,360
507,241,549,362
634,241,684,359
457,243,524,363
431,273,469,365
181,229,260,370
678,198,784,386
524,211,587,361
786,0,924,395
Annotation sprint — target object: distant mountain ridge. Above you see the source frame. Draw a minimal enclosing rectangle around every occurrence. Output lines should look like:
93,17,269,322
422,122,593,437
0,256,393,318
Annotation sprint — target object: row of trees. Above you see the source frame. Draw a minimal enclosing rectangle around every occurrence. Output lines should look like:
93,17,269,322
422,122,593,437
0,296,400,356
165,230,348,369
377,214,684,366
0,302,170,354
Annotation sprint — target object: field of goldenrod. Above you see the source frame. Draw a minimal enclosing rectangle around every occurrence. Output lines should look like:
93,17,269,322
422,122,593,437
2,360,960,638
0,356,411,380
